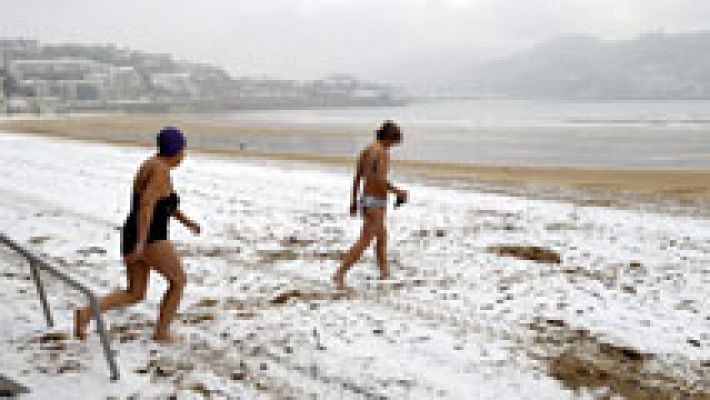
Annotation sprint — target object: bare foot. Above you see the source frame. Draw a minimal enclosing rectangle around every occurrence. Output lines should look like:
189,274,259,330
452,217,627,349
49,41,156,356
74,309,89,340
153,331,181,344
332,273,349,291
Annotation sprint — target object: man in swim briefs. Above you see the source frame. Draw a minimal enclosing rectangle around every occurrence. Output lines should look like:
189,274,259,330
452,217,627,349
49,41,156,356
333,120,407,290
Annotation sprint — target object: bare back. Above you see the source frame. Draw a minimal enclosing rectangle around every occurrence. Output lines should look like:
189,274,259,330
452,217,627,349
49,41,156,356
132,157,172,198
359,142,389,199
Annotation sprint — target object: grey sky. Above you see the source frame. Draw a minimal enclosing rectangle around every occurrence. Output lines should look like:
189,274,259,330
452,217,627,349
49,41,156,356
1,0,709,84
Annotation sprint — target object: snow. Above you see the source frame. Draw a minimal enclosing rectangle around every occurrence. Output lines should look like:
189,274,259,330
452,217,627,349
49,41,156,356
0,133,707,399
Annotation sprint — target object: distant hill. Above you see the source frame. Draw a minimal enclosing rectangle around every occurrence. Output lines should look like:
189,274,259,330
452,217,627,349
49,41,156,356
0,38,403,112
468,31,710,100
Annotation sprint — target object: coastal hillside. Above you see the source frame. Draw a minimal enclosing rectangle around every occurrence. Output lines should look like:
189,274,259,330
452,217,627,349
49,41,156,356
469,31,710,100
0,39,401,113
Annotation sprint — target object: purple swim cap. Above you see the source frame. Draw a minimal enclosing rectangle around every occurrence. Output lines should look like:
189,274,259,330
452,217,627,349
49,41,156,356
157,126,186,157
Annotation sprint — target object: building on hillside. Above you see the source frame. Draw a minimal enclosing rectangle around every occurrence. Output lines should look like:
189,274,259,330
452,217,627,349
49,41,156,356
0,39,41,66
17,79,51,98
0,77,6,114
150,72,197,98
5,96,57,114
8,59,107,81
105,66,144,100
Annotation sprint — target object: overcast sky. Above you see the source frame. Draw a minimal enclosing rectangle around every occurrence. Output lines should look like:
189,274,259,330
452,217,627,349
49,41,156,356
1,0,709,84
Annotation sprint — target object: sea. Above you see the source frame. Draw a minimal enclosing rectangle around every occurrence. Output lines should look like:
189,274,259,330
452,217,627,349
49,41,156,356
192,99,710,168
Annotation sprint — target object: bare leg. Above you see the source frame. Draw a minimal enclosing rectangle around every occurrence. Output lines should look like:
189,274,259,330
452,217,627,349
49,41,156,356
143,240,186,342
333,208,382,289
74,259,149,340
375,225,389,280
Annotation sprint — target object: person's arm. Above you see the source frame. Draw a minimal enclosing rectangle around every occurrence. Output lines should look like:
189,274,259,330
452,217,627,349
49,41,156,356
350,152,364,215
172,208,201,235
377,152,407,200
386,181,402,195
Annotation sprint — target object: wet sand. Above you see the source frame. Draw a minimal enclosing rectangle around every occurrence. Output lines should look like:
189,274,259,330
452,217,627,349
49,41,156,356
0,114,354,138
3,114,710,205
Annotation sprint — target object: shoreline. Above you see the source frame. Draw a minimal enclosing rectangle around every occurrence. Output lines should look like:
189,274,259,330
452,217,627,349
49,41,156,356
3,114,710,206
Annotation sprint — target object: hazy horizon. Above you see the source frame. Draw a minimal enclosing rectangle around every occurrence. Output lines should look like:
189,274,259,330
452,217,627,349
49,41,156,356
3,0,710,86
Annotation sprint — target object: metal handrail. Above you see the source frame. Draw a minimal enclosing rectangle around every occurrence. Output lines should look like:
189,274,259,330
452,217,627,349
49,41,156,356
0,233,120,381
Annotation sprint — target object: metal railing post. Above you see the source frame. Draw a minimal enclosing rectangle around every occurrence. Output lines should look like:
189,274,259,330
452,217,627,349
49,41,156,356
0,232,120,381
88,295,120,381
28,261,54,327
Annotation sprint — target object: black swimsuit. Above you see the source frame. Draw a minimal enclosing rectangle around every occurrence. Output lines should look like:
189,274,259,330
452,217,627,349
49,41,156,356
121,192,180,256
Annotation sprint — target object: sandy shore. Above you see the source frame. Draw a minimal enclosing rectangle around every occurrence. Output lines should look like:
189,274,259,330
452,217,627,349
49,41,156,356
0,134,707,398
0,114,361,141
3,114,710,205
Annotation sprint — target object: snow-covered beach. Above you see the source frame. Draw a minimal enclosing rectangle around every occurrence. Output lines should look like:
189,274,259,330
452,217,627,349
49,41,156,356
0,132,707,399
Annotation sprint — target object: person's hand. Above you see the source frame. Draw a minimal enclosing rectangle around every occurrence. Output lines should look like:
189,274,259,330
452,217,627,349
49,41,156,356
349,200,358,216
125,241,145,263
188,221,202,236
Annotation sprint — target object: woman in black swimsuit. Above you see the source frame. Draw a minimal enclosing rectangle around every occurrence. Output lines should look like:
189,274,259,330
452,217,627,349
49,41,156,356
75,127,201,343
